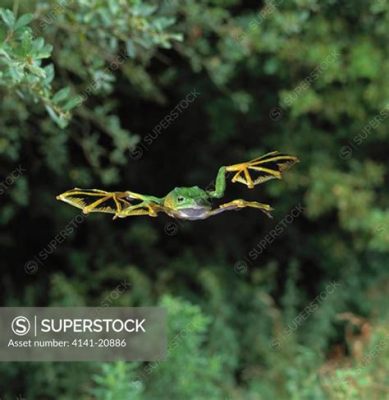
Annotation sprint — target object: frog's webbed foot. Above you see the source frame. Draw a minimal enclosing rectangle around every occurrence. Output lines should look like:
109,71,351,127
208,199,273,218
56,189,129,215
225,151,299,189
114,203,163,219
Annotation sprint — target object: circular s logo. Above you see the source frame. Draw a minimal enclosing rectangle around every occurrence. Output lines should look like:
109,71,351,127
11,316,31,336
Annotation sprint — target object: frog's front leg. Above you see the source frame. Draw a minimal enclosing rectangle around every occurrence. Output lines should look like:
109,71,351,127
206,199,273,219
225,151,299,189
208,166,227,199
208,152,298,195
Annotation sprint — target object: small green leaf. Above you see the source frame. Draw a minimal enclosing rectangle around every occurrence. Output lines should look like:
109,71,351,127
35,43,53,59
0,48,10,59
28,64,46,78
45,105,59,122
53,87,70,104
21,30,33,53
0,9,15,29
45,105,68,128
126,40,136,58
15,14,34,30
43,64,54,84
34,37,45,49
63,96,82,112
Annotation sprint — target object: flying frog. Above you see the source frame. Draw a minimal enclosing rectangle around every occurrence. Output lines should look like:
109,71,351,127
56,151,299,220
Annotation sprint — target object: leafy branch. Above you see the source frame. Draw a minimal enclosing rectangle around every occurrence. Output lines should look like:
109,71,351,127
0,8,79,128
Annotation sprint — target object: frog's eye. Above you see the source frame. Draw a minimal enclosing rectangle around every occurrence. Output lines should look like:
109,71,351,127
177,196,185,203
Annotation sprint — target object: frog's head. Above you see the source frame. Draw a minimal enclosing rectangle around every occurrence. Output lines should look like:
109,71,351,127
164,187,211,211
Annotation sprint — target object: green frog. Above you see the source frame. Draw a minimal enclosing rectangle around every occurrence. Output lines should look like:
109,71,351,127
57,151,298,220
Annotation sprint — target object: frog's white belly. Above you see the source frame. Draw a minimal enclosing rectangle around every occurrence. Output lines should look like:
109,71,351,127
170,207,211,220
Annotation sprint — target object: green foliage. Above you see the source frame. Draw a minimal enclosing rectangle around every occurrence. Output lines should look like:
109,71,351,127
91,362,143,400
0,0,388,399
321,326,389,399
0,8,77,127
92,295,226,399
142,296,224,399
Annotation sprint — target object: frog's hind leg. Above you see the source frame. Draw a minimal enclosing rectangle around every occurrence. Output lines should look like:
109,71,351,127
225,151,299,189
208,199,273,219
56,188,140,216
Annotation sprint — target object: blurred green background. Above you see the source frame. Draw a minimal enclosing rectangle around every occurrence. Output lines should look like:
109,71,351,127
0,0,388,399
